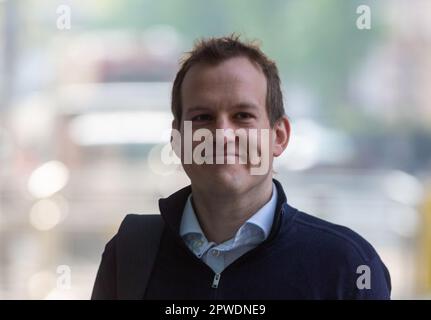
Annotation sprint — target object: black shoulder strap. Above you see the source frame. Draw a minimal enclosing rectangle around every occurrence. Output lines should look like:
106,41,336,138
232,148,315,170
115,214,164,299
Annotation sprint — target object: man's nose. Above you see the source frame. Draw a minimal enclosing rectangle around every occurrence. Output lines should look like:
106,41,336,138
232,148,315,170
214,115,233,131
213,115,237,145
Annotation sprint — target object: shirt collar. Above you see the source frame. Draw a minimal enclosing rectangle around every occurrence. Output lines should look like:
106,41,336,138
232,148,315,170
179,182,278,242
244,182,277,239
180,194,205,237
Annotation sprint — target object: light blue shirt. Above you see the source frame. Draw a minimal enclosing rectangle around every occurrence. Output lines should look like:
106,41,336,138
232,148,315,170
179,183,278,274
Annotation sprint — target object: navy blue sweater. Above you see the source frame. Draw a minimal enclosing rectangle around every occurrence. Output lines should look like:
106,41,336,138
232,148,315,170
144,179,391,299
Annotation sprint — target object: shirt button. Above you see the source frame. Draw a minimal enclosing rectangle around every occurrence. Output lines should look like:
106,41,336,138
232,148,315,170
211,250,220,257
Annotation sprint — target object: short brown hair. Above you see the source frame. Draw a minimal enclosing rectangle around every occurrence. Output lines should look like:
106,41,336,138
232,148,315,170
171,34,285,128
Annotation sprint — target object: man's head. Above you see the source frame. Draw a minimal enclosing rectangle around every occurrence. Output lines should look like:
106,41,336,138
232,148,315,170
171,35,290,195
172,35,286,128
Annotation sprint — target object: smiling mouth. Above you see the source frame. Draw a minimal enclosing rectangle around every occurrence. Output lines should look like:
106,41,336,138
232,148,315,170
203,153,248,163
204,153,240,157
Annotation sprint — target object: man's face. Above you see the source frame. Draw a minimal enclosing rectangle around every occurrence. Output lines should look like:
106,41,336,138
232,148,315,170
176,56,278,194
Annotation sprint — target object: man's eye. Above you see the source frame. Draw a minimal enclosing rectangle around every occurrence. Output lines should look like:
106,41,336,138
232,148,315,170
192,114,212,122
235,112,253,120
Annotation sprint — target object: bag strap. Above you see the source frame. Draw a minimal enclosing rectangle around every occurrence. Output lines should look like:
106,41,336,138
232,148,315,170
116,214,164,299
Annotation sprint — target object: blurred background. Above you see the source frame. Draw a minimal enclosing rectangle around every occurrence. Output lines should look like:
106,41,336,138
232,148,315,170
0,0,430,299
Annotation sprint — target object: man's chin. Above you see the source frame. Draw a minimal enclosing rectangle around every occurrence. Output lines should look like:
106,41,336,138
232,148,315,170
192,165,250,192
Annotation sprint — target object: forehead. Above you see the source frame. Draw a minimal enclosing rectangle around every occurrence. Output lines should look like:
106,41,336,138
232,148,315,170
181,56,267,110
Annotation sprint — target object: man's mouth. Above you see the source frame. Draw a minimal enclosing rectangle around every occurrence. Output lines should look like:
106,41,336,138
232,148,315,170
203,153,248,163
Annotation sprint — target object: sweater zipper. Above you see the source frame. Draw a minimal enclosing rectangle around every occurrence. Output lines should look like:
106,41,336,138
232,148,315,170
208,207,285,294
211,272,221,288
211,272,221,299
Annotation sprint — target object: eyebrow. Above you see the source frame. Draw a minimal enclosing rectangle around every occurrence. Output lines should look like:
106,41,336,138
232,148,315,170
232,102,260,112
185,102,260,115
185,106,212,115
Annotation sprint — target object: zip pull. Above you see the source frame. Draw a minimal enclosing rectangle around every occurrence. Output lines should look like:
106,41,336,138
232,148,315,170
211,273,221,288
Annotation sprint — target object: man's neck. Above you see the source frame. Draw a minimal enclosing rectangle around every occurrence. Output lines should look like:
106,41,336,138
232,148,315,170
190,177,274,244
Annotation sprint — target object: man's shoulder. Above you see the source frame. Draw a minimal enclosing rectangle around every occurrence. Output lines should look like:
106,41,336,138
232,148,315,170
119,213,163,228
285,208,380,264
278,207,391,299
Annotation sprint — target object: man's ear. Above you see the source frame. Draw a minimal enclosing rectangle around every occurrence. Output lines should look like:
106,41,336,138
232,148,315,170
172,119,179,132
171,119,182,159
272,116,291,157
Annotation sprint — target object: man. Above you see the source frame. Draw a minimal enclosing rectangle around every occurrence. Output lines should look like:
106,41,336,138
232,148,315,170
92,35,391,299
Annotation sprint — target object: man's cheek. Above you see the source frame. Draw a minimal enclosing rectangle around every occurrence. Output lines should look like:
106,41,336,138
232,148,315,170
249,129,271,175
